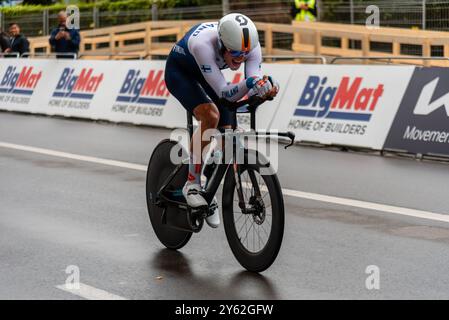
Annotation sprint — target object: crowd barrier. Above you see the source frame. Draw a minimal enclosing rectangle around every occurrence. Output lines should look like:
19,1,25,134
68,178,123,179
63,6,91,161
0,58,448,159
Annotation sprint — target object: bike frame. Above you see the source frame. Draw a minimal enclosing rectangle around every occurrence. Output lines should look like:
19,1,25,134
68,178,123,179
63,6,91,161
156,96,295,211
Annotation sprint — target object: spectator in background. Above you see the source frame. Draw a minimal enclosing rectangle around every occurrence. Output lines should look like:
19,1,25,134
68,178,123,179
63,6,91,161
49,11,80,58
7,23,29,56
0,30,11,54
291,0,317,22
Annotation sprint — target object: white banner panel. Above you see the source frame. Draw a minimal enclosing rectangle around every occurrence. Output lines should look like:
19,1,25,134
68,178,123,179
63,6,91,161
0,59,417,150
270,64,415,149
0,59,53,114
90,59,186,127
38,59,109,119
0,59,187,128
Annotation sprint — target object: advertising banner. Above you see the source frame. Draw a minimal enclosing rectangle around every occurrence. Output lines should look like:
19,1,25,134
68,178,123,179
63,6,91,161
97,60,186,128
1,59,428,153
270,65,415,149
0,58,291,130
0,59,52,114
384,67,449,157
0,59,187,128
41,60,107,119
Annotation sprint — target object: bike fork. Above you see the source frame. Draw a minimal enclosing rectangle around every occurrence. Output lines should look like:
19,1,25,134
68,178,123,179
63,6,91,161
233,137,247,213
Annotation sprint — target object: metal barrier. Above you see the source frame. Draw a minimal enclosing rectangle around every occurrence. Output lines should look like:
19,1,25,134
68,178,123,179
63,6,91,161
15,50,449,68
330,56,449,65
0,52,20,58
21,52,78,59
78,52,144,60
263,55,327,64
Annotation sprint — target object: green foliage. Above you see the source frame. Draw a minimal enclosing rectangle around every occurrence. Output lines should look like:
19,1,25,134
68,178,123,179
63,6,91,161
2,2,88,15
1,0,222,15
0,0,222,34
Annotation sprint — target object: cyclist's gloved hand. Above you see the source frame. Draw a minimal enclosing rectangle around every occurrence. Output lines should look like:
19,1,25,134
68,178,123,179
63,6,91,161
247,76,273,99
267,76,280,97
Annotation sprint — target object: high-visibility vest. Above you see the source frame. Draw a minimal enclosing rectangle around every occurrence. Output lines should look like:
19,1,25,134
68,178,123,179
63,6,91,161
294,0,316,22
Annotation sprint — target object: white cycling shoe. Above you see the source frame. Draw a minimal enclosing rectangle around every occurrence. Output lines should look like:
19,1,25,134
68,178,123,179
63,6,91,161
206,197,220,229
183,182,207,208
182,182,220,228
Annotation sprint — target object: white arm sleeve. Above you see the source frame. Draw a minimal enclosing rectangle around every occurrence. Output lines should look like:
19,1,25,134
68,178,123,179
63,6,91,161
244,44,263,79
191,43,250,102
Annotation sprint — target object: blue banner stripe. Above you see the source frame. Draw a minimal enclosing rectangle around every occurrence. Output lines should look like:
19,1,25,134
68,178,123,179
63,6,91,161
136,97,167,105
116,96,132,103
0,88,33,95
326,112,372,122
295,108,372,122
116,96,167,105
12,89,33,95
53,92,94,100
69,93,94,100
294,109,318,117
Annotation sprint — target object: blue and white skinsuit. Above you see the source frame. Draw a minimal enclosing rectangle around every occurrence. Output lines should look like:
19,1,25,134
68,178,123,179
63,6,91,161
164,22,263,127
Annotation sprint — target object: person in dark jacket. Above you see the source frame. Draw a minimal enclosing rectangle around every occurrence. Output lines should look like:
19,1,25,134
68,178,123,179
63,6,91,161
49,11,80,59
0,31,11,54
7,23,29,56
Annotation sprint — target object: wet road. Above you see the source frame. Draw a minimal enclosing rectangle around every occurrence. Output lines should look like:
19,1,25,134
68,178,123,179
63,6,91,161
1,111,449,299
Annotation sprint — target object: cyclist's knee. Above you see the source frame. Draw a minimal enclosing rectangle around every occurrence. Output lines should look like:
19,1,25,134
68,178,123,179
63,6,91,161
194,103,220,128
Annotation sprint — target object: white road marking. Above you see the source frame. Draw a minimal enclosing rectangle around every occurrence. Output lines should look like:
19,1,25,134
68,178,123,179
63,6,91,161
0,142,147,171
124,233,140,238
56,283,128,300
1,141,449,224
281,189,449,224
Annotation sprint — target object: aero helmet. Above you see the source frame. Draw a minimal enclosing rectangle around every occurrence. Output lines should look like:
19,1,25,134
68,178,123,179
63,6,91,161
218,13,259,54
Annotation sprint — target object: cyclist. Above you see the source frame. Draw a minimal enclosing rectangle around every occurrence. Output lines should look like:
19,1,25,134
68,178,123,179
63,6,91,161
164,13,279,228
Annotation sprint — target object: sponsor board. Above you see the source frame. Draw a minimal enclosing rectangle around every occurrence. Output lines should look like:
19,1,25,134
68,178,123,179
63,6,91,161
0,59,425,155
0,62,45,112
113,69,169,118
37,60,111,119
49,66,104,112
384,67,449,157
101,60,186,128
270,65,415,149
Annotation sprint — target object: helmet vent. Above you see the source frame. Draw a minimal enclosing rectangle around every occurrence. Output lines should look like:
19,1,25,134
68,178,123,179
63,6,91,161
242,28,250,50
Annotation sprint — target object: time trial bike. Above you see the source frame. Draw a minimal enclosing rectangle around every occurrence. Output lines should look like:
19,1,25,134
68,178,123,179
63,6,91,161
146,96,295,272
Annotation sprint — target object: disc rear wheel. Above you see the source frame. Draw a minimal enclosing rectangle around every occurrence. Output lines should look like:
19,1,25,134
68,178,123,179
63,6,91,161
146,139,192,250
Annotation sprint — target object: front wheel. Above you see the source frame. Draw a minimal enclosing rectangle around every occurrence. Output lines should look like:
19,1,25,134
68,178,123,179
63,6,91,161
222,151,285,272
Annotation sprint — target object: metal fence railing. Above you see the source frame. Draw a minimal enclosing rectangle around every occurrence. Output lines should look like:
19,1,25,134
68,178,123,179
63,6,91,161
320,0,449,56
330,56,449,65
0,7,212,37
264,55,328,64
0,1,293,38
4,1,449,59
4,1,449,36
21,52,77,59
321,0,449,31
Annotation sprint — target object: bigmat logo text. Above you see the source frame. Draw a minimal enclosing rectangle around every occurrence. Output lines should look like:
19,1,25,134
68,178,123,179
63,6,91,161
289,76,384,135
112,69,169,117
53,68,103,99
0,66,42,104
49,68,104,110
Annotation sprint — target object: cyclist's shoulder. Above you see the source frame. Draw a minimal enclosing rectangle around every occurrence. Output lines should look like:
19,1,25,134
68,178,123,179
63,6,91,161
187,23,218,54
187,22,218,44
191,22,219,34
